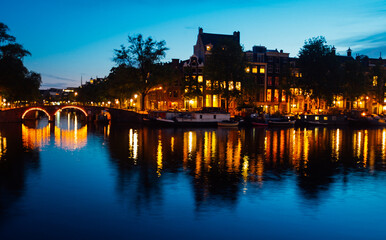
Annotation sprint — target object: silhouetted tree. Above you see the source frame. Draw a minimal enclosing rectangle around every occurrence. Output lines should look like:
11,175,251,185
298,36,340,105
0,22,41,102
113,34,168,110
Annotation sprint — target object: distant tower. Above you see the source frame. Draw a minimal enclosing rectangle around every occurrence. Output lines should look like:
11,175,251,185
332,46,336,55
347,47,352,57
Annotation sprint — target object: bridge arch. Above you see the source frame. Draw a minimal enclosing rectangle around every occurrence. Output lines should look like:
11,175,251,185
22,107,52,121
54,106,88,117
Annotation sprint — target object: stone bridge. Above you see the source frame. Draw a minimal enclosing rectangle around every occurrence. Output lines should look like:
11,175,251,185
0,105,144,124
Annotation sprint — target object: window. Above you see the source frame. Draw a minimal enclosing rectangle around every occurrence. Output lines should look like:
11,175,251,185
373,76,378,86
198,76,203,83
268,77,272,86
275,66,280,73
200,115,202,119
229,81,234,90
274,89,279,102
252,67,258,73
214,115,216,119
206,80,211,89
206,45,211,51
267,89,272,101
245,67,250,73
236,82,241,91
268,57,273,62
268,65,273,73
281,90,286,102
275,77,279,86
260,67,265,74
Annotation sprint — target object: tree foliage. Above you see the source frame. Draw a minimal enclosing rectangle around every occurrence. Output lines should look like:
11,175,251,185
113,34,168,110
0,22,41,102
297,36,339,105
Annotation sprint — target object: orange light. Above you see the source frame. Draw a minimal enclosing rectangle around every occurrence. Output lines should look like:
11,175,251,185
361,112,366,116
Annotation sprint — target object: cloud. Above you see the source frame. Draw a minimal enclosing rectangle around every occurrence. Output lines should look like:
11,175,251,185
40,82,72,89
41,73,78,82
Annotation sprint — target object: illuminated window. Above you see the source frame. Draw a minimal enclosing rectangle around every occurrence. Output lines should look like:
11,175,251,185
206,95,212,106
206,80,211,89
206,45,211,51
267,89,272,101
229,81,234,90
324,117,328,120
213,95,219,107
260,67,265,74
300,73,303,78
236,82,241,91
274,89,279,101
373,76,378,86
295,73,299,78
198,76,203,83
252,67,258,74
281,90,286,102
222,81,226,89
315,116,319,121
245,67,250,73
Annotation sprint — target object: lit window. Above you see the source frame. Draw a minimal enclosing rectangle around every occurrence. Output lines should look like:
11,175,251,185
260,67,265,74
229,81,234,90
206,45,211,51
281,90,286,102
206,80,211,89
267,89,272,101
373,76,378,86
245,67,250,73
324,117,328,120
252,67,258,73
315,116,319,121
198,76,203,83
236,82,241,91
274,89,279,101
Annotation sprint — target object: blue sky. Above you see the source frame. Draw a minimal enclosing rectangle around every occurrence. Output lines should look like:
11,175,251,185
1,0,385,89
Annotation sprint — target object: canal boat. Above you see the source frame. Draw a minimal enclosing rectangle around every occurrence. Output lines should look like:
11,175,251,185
218,120,239,127
251,121,268,127
268,120,296,127
174,108,230,127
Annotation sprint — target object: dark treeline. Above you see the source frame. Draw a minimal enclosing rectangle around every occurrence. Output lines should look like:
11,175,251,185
0,23,41,102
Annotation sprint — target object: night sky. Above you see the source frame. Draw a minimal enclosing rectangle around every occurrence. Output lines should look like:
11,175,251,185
1,0,385,88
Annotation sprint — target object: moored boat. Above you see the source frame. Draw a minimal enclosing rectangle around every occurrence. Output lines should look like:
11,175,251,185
218,120,239,127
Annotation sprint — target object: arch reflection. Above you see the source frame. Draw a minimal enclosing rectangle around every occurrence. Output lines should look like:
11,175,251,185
21,114,88,151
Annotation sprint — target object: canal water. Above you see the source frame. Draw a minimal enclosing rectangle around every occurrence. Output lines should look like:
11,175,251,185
0,113,386,239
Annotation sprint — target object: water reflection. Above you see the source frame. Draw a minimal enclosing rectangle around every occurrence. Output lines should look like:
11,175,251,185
21,114,88,151
109,126,386,210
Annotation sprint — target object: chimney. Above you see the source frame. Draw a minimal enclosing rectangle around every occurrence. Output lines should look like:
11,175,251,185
199,27,203,34
347,47,352,57
332,46,336,55
233,31,240,43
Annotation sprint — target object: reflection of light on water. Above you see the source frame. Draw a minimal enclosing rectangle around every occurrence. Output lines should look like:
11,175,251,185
171,137,174,152
242,155,249,193
54,125,87,150
128,129,138,161
303,130,309,165
22,124,51,149
157,133,162,177
363,130,368,167
0,133,6,158
357,131,362,158
382,129,386,161
336,129,340,160
188,131,193,154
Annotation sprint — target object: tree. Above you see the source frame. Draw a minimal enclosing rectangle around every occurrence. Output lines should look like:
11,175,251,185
107,65,138,108
0,22,41,102
203,38,247,112
113,34,168,110
297,36,340,106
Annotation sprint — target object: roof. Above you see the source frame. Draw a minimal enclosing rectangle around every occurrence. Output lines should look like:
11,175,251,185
200,33,239,46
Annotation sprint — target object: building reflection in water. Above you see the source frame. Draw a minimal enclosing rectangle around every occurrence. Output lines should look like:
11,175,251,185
0,132,6,159
110,126,386,210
